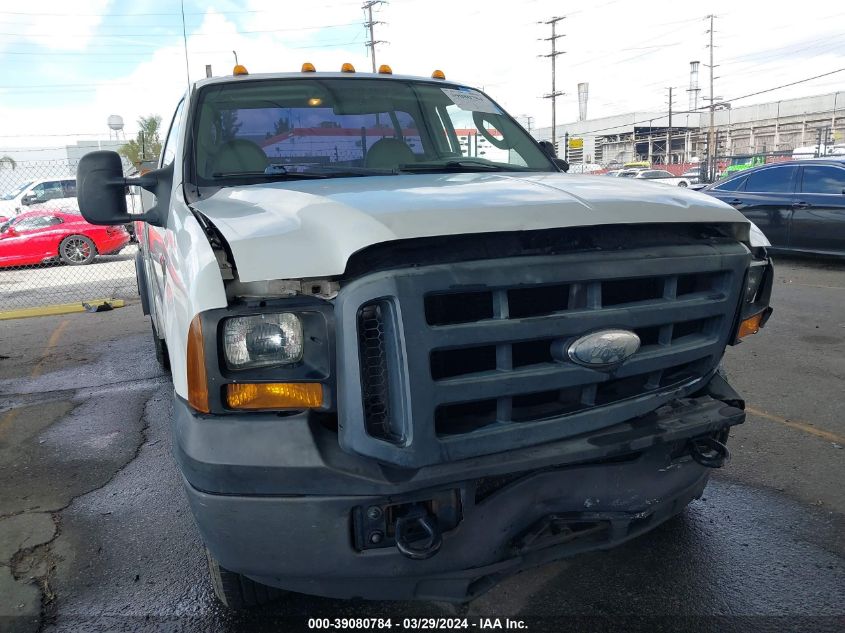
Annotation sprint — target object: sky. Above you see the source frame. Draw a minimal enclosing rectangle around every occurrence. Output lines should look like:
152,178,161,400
1,0,844,155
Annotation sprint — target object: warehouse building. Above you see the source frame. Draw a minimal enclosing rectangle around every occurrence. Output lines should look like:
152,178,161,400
537,90,844,167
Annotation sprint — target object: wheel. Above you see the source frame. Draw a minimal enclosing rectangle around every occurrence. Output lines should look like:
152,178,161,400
59,235,97,265
677,181,688,187
151,321,170,372
206,548,285,610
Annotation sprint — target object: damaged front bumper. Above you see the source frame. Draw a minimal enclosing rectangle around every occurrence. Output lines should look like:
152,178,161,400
175,372,744,602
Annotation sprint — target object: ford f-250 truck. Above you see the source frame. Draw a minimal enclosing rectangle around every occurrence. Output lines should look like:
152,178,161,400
76,63,773,608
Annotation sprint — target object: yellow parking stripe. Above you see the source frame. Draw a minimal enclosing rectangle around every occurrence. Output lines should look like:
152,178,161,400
0,299,124,321
746,406,845,445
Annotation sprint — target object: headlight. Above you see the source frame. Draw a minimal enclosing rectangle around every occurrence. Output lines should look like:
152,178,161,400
744,263,766,303
223,313,303,369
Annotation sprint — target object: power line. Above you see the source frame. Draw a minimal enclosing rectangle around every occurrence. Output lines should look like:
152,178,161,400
554,67,845,138
0,21,362,38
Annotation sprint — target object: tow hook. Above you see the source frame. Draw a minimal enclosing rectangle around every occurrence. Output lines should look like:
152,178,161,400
394,504,442,560
688,435,730,468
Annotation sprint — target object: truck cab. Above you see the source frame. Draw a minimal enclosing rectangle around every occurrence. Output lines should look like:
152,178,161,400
76,64,773,608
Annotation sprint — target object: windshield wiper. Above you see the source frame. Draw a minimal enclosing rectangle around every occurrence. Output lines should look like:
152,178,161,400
211,169,329,180
212,165,398,180
396,161,523,173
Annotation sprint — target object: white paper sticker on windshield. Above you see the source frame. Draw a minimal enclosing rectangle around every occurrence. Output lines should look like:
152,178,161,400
441,88,500,114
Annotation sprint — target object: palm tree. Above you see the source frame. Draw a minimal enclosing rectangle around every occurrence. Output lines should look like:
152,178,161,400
0,155,15,170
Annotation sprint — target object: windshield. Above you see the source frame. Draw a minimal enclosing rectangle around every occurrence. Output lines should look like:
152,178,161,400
1,181,33,201
191,78,555,185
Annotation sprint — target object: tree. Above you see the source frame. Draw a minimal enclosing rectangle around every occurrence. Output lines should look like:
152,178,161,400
119,115,163,167
0,155,15,170
220,110,242,141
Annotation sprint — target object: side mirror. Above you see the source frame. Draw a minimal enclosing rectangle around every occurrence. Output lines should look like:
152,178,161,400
76,151,172,227
537,141,569,173
553,158,570,173
538,140,557,157
21,194,36,206
2,227,17,237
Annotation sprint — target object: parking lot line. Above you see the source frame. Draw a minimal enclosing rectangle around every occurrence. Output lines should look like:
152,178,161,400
0,299,125,321
746,406,845,445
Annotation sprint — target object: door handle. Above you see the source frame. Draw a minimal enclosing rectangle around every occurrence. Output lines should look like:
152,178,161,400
792,201,811,209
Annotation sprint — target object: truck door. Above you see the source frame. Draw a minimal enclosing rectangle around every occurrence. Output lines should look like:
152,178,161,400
790,164,845,255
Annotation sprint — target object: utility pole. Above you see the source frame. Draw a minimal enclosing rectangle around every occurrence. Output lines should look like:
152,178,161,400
666,86,673,165
540,17,565,153
705,14,717,182
522,115,535,134
362,1,386,73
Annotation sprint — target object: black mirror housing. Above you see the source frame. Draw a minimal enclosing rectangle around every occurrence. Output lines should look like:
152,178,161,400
553,158,570,173
21,194,35,206
76,150,171,227
538,140,557,157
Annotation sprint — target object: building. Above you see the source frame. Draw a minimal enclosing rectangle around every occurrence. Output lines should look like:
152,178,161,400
537,91,844,167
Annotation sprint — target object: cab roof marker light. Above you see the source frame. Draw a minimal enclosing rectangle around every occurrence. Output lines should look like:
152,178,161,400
378,64,392,74
341,62,355,73
233,64,249,76
431,69,446,80
301,62,316,72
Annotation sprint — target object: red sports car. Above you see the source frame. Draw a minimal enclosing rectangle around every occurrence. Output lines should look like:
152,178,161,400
0,210,130,268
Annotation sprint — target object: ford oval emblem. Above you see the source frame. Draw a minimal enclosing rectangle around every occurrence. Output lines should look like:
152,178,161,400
566,329,641,368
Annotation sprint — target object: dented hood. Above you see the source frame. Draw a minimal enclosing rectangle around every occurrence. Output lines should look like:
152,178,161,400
191,172,750,282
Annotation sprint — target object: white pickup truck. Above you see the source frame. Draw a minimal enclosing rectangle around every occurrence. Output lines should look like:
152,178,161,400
76,64,773,609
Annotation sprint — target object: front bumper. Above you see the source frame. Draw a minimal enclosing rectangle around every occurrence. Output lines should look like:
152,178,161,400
174,374,745,602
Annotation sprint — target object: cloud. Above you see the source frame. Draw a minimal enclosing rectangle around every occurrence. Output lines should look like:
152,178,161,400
1,0,112,51
1,0,844,151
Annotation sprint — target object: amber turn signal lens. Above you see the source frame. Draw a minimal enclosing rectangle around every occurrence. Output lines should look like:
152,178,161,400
187,315,210,413
226,383,324,410
738,313,763,338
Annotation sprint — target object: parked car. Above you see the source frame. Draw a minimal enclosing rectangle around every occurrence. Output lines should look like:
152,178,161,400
681,168,701,184
0,178,79,217
701,159,845,256
632,169,693,187
76,64,772,609
0,210,129,268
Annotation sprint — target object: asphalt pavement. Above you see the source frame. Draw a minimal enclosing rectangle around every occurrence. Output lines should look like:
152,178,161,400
1,256,843,633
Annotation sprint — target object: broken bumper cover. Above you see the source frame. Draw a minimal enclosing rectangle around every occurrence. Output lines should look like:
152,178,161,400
174,375,745,602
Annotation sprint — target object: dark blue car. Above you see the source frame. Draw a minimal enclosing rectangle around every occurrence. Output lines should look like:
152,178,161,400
702,159,845,257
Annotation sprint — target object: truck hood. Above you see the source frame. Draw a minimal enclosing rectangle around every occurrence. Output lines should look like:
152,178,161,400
191,172,751,282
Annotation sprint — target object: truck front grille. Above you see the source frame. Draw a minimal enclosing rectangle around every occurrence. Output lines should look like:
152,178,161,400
337,241,749,468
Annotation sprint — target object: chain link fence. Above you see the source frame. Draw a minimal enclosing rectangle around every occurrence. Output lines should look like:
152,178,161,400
0,159,139,312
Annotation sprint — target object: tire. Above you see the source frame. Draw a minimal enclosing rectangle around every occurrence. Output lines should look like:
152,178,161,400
151,321,171,372
206,548,285,610
59,235,97,265
677,181,688,187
